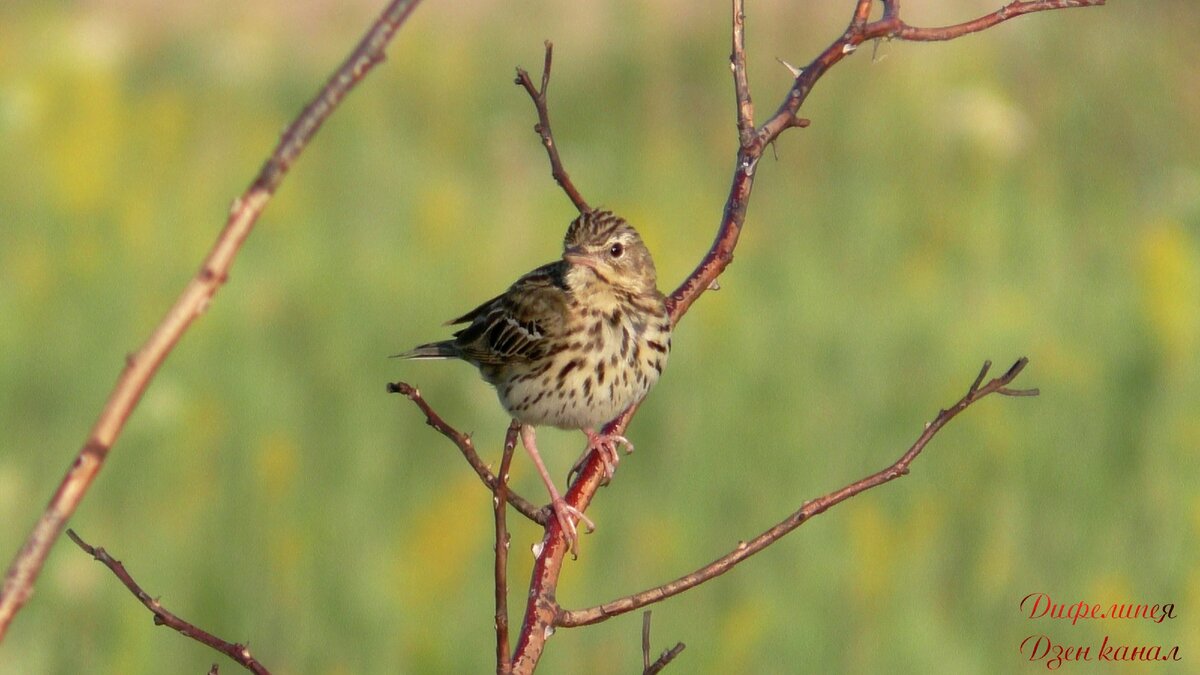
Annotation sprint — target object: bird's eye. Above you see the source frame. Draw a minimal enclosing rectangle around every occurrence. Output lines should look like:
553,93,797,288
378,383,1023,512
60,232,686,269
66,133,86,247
609,242,624,258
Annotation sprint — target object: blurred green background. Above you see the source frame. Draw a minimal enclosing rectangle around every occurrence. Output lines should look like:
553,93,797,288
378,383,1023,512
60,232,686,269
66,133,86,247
1,0,1196,672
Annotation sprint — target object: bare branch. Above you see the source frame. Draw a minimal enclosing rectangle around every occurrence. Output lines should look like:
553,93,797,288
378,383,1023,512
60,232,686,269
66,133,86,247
508,0,1100,667
66,530,270,675
645,644,687,675
894,0,1104,42
0,0,427,642
672,0,1105,323
388,382,546,525
642,611,651,672
515,41,591,214
557,359,1036,627
494,422,519,674
641,610,685,674
731,0,754,146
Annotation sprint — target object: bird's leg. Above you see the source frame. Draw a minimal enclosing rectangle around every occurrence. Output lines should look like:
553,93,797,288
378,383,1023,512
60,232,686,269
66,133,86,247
520,424,594,554
569,428,634,483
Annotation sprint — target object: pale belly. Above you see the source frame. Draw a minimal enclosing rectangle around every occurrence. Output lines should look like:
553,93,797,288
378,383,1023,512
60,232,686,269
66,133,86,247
494,318,667,430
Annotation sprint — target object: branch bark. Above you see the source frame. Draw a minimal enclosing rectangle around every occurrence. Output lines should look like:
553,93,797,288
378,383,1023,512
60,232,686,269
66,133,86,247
0,0,426,643
67,530,270,675
388,382,546,524
494,422,520,674
515,42,591,214
557,359,1037,627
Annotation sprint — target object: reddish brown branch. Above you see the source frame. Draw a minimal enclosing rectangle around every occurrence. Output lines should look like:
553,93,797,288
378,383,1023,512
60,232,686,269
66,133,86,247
66,530,270,675
515,42,591,214
388,382,546,525
557,359,1037,627
673,0,1104,325
494,422,520,674
513,2,1097,667
0,0,426,642
400,0,1095,670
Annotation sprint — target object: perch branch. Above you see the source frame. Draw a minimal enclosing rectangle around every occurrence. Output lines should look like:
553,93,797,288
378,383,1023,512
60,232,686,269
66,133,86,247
512,0,1097,664
0,0,426,641
557,359,1037,627
67,530,270,675
494,422,519,674
388,382,546,524
515,42,591,214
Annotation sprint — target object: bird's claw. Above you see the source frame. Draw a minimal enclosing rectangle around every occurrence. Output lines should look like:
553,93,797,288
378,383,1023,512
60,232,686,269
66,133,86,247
550,498,594,556
568,431,634,484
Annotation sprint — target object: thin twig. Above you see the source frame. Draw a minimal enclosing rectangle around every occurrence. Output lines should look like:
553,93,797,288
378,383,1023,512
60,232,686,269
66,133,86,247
731,0,754,146
388,382,546,524
557,359,1036,627
639,610,685,674
515,42,591,214
494,422,519,675
0,0,427,642
66,530,270,675
642,611,651,672
645,643,687,675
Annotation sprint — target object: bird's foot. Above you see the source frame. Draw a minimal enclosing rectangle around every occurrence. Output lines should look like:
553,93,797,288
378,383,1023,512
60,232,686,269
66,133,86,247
550,497,594,556
570,429,634,483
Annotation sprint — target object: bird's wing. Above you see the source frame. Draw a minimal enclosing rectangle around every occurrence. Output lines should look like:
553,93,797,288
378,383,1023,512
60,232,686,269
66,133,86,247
450,261,569,365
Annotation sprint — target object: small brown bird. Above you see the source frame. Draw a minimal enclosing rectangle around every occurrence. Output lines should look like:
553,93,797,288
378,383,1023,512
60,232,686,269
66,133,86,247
396,210,671,552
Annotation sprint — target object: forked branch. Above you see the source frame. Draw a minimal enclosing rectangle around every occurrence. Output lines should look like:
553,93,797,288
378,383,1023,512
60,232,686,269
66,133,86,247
515,42,591,214
505,0,1096,671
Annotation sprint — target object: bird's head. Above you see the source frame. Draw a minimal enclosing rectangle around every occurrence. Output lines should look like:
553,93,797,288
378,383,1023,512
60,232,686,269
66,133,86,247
561,210,658,294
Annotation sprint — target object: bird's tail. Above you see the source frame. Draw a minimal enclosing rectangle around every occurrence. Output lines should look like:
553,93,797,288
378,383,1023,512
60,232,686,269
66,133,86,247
391,340,461,360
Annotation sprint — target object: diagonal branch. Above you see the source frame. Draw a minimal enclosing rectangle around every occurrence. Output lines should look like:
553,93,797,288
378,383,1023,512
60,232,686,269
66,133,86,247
515,42,591,214
557,359,1037,627
388,382,546,525
67,530,270,675
0,0,427,642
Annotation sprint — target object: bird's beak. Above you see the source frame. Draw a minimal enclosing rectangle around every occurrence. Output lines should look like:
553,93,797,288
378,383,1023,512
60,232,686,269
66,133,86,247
563,246,597,270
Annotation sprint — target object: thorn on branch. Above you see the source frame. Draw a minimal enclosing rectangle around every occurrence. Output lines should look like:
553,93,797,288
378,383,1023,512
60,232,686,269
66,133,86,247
775,57,803,78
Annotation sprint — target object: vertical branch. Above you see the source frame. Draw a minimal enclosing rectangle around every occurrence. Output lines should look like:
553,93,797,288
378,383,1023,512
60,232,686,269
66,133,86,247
494,422,519,674
731,0,754,146
0,0,426,641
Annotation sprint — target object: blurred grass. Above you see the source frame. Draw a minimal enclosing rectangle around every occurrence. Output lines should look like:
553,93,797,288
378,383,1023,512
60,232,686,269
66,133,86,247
1,1,1197,673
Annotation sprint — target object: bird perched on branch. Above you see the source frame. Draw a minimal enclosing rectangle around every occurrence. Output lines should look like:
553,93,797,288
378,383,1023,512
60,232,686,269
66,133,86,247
396,209,671,553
